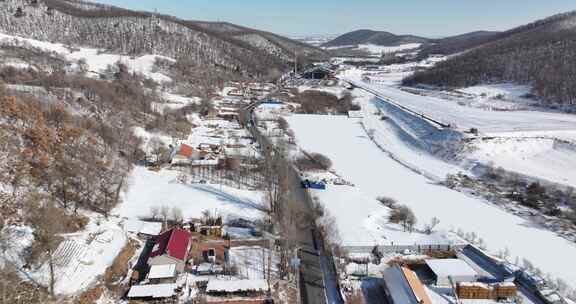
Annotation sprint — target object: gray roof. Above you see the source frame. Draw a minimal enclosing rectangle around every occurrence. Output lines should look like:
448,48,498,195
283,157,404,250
382,266,419,304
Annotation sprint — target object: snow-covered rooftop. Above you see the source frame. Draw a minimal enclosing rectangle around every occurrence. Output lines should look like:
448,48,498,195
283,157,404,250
425,259,477,278
128,283,177,298
148,264,177,279
124,219,162,236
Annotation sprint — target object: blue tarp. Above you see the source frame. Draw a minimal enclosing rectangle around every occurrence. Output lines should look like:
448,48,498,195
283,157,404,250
301,180,326,190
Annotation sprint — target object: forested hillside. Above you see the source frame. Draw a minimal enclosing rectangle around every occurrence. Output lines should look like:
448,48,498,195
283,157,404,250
0,0,325,84
404,11,576,106
418,31,500,57
323,29,429,47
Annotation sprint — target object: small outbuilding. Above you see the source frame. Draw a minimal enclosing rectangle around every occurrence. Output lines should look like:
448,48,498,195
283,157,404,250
127,283,177,300
425,259,478,286
124,219,162,238
147,264,177,284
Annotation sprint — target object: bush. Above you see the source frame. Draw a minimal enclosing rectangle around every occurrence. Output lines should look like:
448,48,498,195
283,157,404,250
377,196,397,208
295,153,332,171
388,205,417,232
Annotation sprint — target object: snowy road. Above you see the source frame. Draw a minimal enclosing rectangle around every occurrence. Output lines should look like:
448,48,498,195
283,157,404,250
343,74,576,134
287,114,576,289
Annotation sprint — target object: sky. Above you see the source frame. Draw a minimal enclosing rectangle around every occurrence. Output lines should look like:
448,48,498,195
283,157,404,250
93,0,576,37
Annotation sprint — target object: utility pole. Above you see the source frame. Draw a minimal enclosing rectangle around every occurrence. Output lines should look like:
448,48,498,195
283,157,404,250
293,49,298,87
294,49,298,75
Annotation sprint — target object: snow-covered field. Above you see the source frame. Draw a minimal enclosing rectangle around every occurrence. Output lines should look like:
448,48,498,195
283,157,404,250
2,216,128,295
341,70,576,134
457,83,532,101
116,167,266,222
0,32,174,82
286,114,576,288
340,68,576,186
310,184,461,247
469,137,576,186
325,43,421,55
356,43,421,55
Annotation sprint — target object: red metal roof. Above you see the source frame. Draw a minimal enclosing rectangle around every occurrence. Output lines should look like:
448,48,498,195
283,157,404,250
178,144,194,158
150,228,191,261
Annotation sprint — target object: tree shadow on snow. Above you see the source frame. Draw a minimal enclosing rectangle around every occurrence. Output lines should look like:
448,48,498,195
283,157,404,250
185,184,269,213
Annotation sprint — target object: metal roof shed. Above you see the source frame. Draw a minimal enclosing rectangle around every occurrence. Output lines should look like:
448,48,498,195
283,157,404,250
425,259,478,286
382,266,420,304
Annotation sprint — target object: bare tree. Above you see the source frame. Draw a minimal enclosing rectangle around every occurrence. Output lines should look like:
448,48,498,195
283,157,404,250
160,206,169,228
28,195,64,298
171,207,184,224
424,217,440,235
148,136,165,163
388,205,417,232
149,206,160,220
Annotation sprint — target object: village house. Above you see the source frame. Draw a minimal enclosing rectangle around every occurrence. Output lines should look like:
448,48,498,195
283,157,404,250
217,106,240,121
148,228,192,273
191,238,229,264
171,143,199,165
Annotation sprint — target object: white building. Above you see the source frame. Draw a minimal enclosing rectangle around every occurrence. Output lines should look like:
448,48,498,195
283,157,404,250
425,259,478,286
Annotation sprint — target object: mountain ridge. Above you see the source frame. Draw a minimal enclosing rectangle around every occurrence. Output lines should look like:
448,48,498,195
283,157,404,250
404,11,576,105
322,29,430,47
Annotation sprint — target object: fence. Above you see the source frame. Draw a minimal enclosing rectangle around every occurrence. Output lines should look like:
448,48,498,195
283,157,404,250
343,244,468,255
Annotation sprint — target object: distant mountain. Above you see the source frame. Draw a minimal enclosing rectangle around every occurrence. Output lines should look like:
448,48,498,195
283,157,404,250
404,11,576,105
0,0,326,81
323,29,430,47
419,31,501,57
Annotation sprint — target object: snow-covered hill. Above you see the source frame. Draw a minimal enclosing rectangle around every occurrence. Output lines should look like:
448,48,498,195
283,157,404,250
0,0,324,80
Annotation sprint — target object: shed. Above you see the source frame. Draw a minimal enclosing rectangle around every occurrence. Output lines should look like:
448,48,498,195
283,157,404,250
348,111,364,118
127,283,177,299
148,264,177,280
124,219,162,238
425,259,478,286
